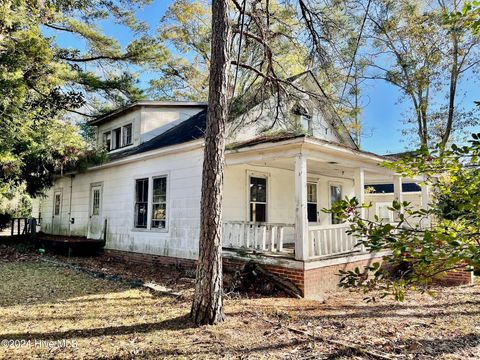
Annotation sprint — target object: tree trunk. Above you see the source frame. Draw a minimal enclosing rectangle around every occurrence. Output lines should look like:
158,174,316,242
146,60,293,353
442,32,459,149
190,0,230,326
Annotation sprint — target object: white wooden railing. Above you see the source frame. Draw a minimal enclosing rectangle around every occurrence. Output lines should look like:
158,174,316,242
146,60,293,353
308,223,362,259
223,221,295,254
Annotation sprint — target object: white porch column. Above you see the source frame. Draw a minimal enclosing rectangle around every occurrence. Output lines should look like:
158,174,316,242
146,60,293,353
354,168,365,219
393,175,403,220
421,178,431,228
294,154,309,261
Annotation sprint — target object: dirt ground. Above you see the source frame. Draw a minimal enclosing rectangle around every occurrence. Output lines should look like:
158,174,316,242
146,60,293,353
0,245,479,359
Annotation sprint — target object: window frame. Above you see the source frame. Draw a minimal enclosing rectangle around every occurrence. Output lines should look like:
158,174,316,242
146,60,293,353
307,182,318,223
122,124,133,146
248,172,269,223
328,182,343,225
132,173,169,232
134,178,149,229
53,191,62,216
89,183,103,217
102,122,134,152
150,176,168,230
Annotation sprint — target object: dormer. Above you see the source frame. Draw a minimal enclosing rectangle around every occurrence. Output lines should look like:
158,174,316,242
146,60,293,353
88,101,207,153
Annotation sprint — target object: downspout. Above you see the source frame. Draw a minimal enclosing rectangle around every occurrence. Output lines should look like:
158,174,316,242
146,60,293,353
68,174,74,236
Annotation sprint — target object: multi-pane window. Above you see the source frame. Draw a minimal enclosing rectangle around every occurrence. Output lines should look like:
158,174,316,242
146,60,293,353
54,193,61,216
112,128,122,149
103,123,133,151
250,176,267,222
92,188,100,216
330,184,342,224
135,178,149,228
307,183,317,222
151,177,167,229
123,124,133,146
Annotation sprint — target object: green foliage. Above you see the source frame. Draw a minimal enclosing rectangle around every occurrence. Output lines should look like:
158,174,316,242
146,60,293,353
326,133,480,300
0,0,164,198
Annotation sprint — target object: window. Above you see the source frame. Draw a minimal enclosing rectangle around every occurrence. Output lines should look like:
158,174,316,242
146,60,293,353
151,177,167,229
134,178,149,228
307,183,317,222
250,176,267,222
103,132,111,151
112,128,121,149
301,115,313,135
54,193,61,216
376,202,393,222
330,184,342,224
92,188,100,216
123,124,133,146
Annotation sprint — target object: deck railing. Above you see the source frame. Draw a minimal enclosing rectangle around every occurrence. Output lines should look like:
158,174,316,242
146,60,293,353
223,221,294,254
307,223,362,259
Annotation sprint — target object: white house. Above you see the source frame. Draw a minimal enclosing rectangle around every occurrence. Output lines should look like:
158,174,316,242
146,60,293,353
39,72,431,298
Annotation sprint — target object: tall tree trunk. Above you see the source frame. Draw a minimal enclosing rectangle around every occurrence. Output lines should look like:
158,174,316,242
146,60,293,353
442,32,459,149
190,0,230,326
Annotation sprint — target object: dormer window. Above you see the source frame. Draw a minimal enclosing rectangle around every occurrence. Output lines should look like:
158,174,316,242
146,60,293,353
123,124,132,146
292,102,313,135
112,128,122,149
103,123,134,151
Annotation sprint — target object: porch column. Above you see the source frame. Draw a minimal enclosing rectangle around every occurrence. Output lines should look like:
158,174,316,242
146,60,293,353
353,168,365,219
421,179,430,210
393,175,403,220
421,178,431,228
294,154,309,261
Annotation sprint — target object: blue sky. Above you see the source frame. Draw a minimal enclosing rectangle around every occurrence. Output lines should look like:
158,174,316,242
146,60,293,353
56,0,478,155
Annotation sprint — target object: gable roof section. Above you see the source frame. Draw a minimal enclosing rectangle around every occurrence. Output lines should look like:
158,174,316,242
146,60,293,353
107,110,207,161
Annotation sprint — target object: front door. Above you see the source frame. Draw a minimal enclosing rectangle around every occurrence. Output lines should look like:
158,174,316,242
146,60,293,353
87,184,103,239
52,190,63,234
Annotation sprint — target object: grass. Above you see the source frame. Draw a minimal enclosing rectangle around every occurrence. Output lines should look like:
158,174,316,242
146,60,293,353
1,256,480,359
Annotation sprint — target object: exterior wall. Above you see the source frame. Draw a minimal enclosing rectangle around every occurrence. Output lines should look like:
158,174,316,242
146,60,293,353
365,192,423,224
140,106,205,143
223,163,355,228
40,146,204,260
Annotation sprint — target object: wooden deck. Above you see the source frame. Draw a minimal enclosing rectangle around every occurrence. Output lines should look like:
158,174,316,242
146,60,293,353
36,233,105,255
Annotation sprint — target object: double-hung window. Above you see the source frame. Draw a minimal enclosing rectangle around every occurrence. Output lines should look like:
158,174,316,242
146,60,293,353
134,178,149,228
151,177,167,229
249,176,267,222
307,182,318,222
123,124,132,146
330,184,343,224
134,176,168,230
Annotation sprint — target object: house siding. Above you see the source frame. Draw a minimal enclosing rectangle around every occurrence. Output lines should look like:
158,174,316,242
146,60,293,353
40,147,204,260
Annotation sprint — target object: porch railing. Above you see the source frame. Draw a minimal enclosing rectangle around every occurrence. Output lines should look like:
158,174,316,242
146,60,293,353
308,223,362,259
223,221,294,254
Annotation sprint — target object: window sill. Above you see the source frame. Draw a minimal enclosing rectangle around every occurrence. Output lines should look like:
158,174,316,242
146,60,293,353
131,228,168,233
107,144,135,153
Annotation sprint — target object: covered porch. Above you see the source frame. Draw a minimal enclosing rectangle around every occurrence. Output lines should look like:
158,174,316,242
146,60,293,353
222,136,430,262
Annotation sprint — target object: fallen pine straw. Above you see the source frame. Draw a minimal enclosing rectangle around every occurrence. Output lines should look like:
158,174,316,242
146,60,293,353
258,315,403,360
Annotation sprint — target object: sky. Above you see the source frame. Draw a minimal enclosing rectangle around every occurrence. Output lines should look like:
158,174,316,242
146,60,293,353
55,0,478,155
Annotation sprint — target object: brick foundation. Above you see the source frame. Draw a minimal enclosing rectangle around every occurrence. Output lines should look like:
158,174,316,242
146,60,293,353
437,268,474,286
104,249,197,269
103,249,474,299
